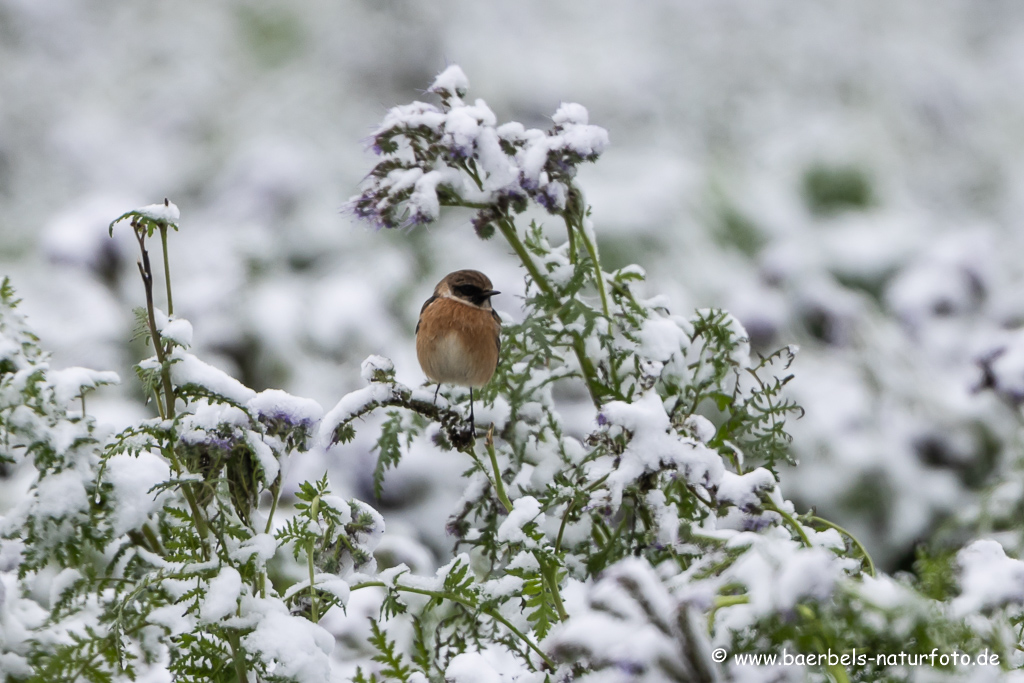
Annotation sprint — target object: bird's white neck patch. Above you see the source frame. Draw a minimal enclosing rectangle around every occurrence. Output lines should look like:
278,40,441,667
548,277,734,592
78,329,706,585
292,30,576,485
439,291,491,311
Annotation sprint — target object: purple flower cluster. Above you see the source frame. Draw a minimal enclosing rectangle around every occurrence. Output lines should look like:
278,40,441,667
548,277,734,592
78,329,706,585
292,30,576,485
348,66,608,233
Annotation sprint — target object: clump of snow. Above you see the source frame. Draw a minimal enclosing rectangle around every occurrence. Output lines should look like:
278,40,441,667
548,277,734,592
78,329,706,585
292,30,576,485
360,355,395,383
169,348,256,404
637,316,690,363
715,468,777,512
710,533,844,639
496,496,543,544
318,382,404,447
102,451,171,536
147,602,193,637
552,103,589,126
199,566,241,623
952,539,1024,617
229,533,277,565
683,415,716,443
160,318,193,348
247,389,323,427
49,366,119,406
445,652,501,683
134,201,180,223
33,470,88,520
240,600,333,683
545,557,717,682
428,65,469,98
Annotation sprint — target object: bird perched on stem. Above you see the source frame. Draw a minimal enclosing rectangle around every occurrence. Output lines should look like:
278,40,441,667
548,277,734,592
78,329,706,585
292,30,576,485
416,270,501,435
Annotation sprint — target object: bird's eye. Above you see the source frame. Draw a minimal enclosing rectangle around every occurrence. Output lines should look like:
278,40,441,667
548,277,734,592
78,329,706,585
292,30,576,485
455,284,481,297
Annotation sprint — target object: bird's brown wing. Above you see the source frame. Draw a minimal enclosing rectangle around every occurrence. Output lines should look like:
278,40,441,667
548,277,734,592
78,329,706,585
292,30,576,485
491,309,502,357
415,295,437,335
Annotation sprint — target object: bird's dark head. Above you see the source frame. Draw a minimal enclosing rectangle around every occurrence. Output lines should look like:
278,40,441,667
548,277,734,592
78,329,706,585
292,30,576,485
437,270,500,308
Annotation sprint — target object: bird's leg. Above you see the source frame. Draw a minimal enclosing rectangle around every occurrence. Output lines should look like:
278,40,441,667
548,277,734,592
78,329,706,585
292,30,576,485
433,383,441,405
469,387,476,434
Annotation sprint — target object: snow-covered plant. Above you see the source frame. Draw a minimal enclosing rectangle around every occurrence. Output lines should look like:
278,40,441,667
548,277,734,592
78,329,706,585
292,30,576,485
0,205,385,682
1,65,1023,683
342,66,1024,683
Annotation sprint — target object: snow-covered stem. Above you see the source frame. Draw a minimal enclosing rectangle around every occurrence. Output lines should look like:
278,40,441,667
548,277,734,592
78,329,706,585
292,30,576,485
809,515,876,577
763,497,812,548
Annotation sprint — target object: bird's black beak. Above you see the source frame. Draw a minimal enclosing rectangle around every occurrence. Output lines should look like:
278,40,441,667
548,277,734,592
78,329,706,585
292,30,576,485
484,289,500,298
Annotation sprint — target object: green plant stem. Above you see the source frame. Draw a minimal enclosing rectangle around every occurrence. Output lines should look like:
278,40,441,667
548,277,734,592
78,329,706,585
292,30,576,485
133,229,175,416
160,443,210,559
708,594,749,630
485,431,513,513
159,223,174,316
562,214,576,265
796,604,850,683
808,515,876,577
227,631,249,683
264,478,282,534
309,495,320,622
497,216,611,407
570,212,610,319
763,498,812,548
497,217,555,298
350,580,556,670
554,499,574,553
537,555,568,622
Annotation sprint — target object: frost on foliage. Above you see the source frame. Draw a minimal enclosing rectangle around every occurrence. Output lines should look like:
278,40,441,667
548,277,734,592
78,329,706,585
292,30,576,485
546,557,720,683
952,539,1024,617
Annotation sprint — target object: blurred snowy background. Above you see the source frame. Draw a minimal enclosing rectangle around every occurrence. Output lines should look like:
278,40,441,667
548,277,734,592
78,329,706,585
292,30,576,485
3,0,1024,571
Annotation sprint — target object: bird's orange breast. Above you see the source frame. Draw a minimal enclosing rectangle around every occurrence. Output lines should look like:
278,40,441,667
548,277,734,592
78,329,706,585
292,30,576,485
416,298,500,388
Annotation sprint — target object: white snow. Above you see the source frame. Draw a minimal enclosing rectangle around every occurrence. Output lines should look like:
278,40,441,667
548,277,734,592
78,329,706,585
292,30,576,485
50,366,120,405
102,451,171,536
33,470,88,519
147,602,194,637
359,355,395,383
591,391,724,507
160,318,193,348
953,539,1024,617
428,65,469,98
716,468,777,511
247,388,323,427
199,566,242,623
445,652,501,683
169,348,256,404
240,601,333,683
637,316,690,363
496,496,543,544
134,201,180,223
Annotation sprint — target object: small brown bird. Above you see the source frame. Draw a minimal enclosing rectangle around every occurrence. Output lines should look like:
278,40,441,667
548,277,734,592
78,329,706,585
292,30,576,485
416,270,501,433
